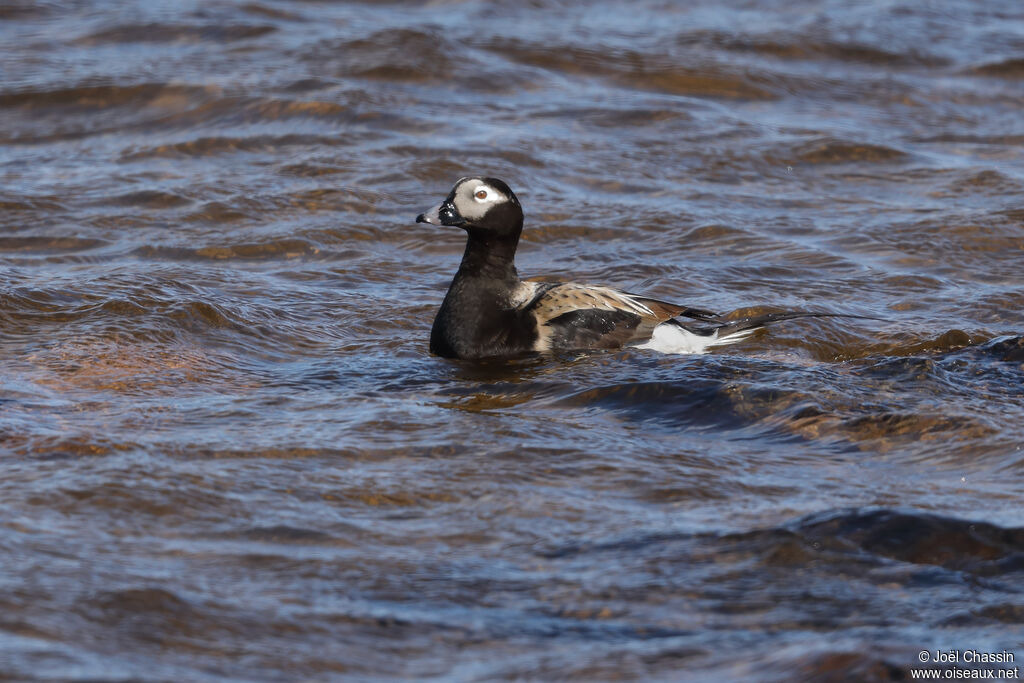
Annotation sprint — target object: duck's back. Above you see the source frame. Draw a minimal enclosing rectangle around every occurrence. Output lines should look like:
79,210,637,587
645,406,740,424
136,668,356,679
515,281,718,353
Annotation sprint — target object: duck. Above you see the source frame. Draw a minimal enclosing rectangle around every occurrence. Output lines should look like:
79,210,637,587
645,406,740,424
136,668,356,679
417,176,846,360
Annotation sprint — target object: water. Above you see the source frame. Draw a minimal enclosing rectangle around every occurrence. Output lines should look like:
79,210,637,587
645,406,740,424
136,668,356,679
2,1,1023,680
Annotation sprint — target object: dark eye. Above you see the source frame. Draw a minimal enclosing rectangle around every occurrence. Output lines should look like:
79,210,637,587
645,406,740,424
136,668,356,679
475,190,488,200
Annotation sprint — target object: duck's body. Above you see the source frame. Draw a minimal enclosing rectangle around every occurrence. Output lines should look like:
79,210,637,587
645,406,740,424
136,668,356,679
430,274,735,359
418,177,838,360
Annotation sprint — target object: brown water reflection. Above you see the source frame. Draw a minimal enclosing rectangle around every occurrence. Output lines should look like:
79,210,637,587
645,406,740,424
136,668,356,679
2,0,1023,680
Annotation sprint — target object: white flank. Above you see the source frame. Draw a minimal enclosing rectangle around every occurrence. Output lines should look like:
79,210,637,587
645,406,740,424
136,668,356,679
634,323,756,355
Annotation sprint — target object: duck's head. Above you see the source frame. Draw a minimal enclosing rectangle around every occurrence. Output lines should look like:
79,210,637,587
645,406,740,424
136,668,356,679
416,177,523,239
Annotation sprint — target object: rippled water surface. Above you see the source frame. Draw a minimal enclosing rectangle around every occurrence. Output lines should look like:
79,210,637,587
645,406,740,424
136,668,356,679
3,1,1024,680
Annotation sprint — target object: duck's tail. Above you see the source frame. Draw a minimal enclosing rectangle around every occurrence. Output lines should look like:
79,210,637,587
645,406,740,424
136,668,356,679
634,311,877,355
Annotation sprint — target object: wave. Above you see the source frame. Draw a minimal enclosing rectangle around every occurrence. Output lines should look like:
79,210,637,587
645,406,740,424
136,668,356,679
76,22,277,45
544,507,1024,577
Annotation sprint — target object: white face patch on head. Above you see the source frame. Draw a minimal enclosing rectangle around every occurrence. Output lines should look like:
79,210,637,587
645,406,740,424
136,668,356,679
452,178,507,221
472,185,499,203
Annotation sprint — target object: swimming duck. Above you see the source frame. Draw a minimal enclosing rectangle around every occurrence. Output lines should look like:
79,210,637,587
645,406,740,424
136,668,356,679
417,176,838,360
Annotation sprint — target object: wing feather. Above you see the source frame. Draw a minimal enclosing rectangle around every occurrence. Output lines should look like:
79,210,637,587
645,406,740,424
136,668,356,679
516,282,718,351
519,282,717,323
515,279,871,354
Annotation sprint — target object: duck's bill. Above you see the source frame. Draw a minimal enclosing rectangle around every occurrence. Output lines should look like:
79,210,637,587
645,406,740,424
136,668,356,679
416,200,465,227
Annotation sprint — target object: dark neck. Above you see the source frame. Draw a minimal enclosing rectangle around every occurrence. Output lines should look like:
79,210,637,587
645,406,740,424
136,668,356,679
430,223,528,358
455,230,520,283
